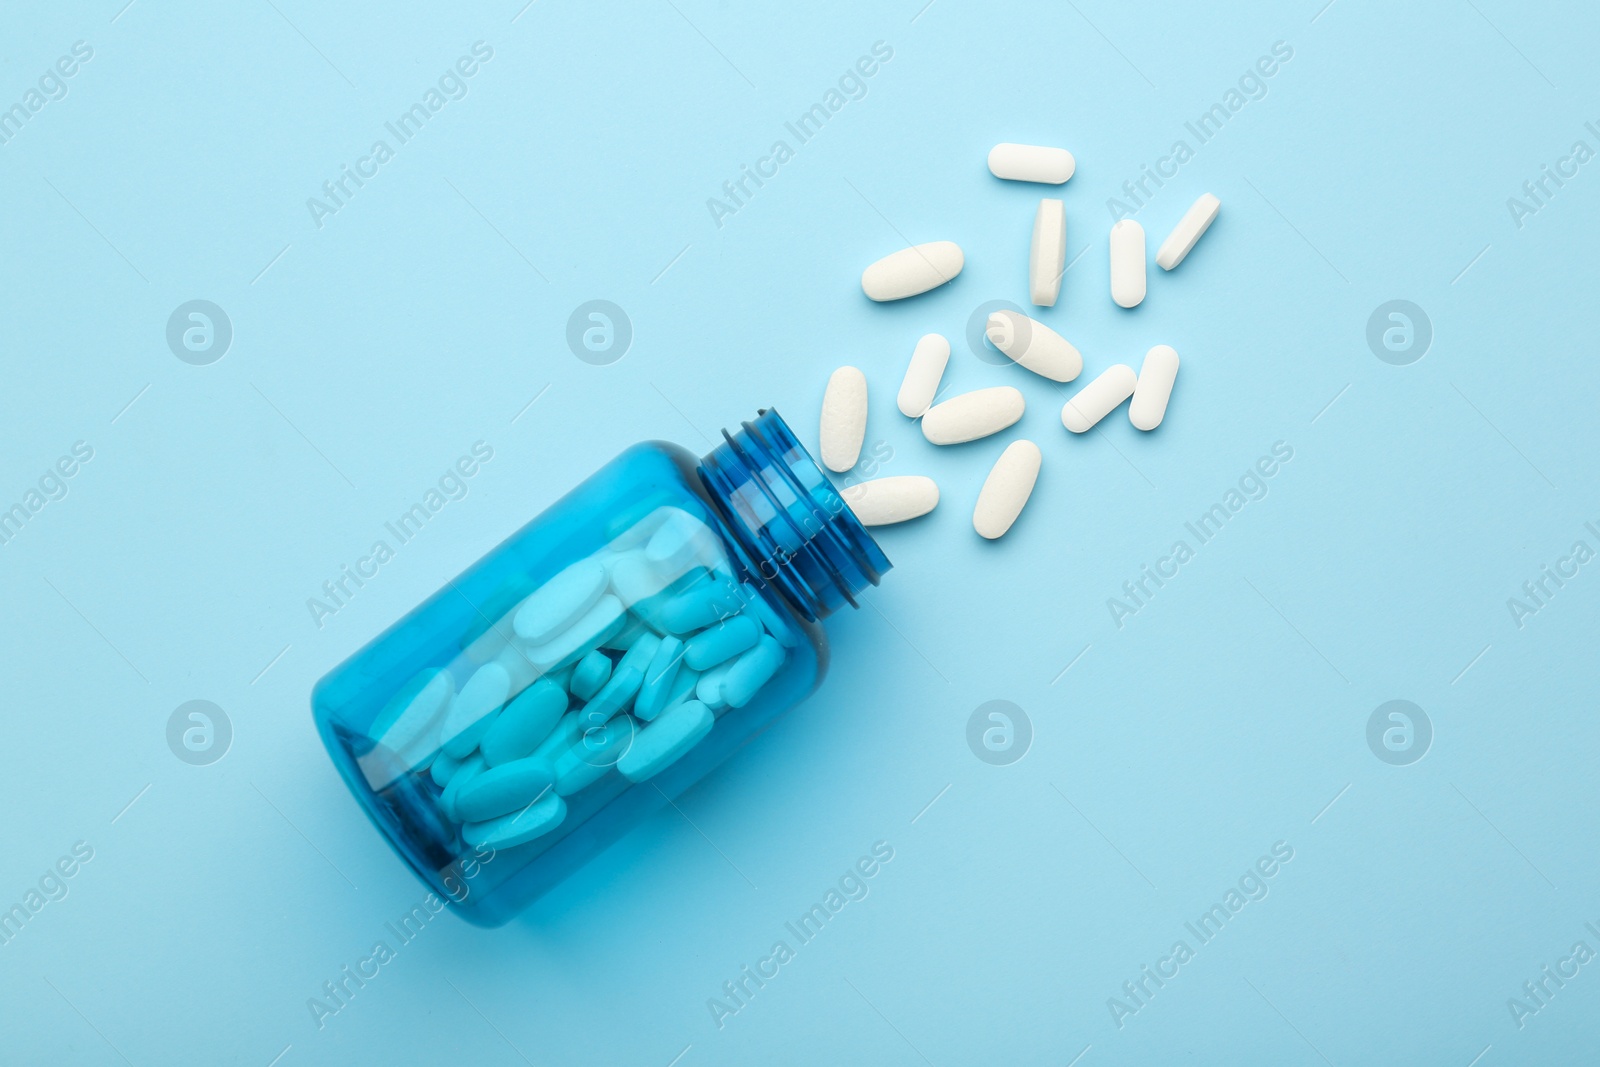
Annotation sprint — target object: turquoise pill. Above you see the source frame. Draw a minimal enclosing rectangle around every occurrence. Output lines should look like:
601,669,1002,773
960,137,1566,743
532,711,584,765
542,663,576,691
633,636,685,722
696,660,734,709
618,700,714,782
740,587,799,648
601,616,651,651
660,576,743,633
441,661,512,758
684,615,760,671
462,793,566,850
665,666,700,710
440,753,486,821
480,678,568,767
584,666,643,722
721,636,784,709
553,715,636,795
429,749,463,788
569,650,612,701
616,631,662,674
454,756,556,822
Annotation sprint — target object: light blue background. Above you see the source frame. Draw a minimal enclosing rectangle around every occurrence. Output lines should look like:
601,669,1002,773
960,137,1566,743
3,0,1598,1063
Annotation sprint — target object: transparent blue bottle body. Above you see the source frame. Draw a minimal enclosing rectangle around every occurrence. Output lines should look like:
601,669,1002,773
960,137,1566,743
311,410,888,926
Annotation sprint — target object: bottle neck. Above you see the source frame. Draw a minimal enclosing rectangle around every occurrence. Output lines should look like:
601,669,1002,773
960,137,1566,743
698,409,890,622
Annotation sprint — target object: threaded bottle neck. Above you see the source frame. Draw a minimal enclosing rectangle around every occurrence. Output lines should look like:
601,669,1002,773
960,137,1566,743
698,409,890,621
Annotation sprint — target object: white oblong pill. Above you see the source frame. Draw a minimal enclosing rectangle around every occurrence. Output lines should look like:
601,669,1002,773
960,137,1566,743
921,387,1026,445
985,310,1082,383
819,366,868,472
1130,345,1180,430
1061,365,1138,433
842,475,939,526
441,661,512,758
1110,220,1146,308
1156,193,1220,270
987,143,1075,184
974,440,1042,539
861,241,964,301
1030,198,1066,307
512,558,608,644
897,333,950,417
524,594,626,671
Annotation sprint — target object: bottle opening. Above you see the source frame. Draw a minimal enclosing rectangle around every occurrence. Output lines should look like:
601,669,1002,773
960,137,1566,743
698,409,890,621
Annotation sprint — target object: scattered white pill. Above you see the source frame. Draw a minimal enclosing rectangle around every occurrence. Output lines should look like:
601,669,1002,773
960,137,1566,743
842,475,940,526
1110,220,1146,308
1155,193,1220,271
897,334,950,417
987,143,1075,184
974,441,1042,540
985,310,1082,383
1129,345,1180,431
1030,198,1066,307
819,366,868,472
921,387,1026,445
1061,365,1137,433
861,241,965,301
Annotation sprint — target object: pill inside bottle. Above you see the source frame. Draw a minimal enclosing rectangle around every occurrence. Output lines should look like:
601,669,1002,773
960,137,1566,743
312,410,890,926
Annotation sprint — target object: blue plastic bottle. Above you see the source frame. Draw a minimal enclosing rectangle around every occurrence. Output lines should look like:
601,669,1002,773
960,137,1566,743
311,410,889,925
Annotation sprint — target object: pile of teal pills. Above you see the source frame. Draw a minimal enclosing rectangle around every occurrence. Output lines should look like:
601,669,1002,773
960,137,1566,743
313,411,889,924
366,505,798,853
